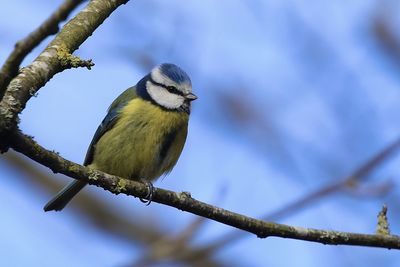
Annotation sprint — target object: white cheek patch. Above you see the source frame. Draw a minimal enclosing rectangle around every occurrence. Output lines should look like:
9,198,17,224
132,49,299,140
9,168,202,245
146,81,184,109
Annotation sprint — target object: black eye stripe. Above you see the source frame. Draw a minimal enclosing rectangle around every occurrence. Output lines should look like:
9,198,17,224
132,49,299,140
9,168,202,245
149,76,184,96
166,85,182,95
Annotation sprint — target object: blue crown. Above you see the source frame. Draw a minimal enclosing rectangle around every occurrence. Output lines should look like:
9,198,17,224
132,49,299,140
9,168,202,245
160,63,191,85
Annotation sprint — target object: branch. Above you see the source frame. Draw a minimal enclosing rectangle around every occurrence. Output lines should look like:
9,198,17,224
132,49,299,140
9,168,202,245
0,0,85,99
4,152,225,267
208,136,400,248
1,0,399,253
0,0,128,149
8,130,400,250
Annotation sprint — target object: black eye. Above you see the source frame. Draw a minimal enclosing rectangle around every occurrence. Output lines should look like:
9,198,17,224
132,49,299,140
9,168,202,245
166,85,183,96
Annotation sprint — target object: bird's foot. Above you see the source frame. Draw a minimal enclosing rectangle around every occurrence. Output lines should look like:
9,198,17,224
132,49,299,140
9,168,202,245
139,180,154,206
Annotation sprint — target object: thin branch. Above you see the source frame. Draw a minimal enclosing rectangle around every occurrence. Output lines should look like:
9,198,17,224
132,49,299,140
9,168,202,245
376,204,390,236
7,130,400,250
0,0,128,149
205,136,400,249
0,0,85,99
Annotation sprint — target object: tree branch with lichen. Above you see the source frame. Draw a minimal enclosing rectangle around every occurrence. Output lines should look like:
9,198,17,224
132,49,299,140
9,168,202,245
1,0,400,252
0,0,128,149
3,152,225,267
205,136,400,250
6,130,400,249
0,0,86,99
57,44,94,70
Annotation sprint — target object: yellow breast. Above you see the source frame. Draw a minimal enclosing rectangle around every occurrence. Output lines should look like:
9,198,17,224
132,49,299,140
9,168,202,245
90,98,189,181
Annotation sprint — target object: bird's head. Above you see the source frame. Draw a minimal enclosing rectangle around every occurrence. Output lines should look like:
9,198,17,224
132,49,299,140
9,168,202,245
141,63,197,113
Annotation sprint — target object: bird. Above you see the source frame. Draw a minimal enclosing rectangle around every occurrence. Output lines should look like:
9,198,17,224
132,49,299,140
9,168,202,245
44,63,197,212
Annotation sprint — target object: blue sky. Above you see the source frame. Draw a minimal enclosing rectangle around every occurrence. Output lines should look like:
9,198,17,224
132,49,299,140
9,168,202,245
1,1,400,266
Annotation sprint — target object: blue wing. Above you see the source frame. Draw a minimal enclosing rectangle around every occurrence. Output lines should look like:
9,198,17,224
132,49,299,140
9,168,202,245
83,86,137,166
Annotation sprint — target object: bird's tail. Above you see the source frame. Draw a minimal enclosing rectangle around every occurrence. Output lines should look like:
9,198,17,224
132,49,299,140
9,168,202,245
44,180,87,212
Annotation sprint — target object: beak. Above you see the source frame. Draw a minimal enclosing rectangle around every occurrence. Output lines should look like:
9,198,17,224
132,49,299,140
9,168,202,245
185,93,198,101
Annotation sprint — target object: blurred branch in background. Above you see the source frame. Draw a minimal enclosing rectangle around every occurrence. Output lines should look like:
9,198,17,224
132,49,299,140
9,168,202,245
0,0,85,99
126,187,231,267
372,3,400,67
217,89,303,178
127,218,225,267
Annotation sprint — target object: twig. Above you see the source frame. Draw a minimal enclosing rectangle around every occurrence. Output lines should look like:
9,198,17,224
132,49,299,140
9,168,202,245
0,0,85,99
0,0,129,150
207,136,400,248
7,130,400,250
376,205,390,236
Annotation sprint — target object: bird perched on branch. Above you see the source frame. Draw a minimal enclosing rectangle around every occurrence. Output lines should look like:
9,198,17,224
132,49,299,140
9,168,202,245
44,63,197,211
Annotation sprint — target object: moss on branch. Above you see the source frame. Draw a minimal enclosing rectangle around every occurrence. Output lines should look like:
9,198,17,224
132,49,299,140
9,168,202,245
377,205,391,236
57,44,94,69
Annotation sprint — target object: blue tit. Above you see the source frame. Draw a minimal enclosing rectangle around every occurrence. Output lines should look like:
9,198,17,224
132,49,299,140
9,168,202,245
44,63,197,212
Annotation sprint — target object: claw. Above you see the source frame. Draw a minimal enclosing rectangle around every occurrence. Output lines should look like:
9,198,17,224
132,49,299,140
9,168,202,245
139,181,154,206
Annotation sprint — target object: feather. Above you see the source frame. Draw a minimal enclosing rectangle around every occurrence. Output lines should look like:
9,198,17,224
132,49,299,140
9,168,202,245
84,87,137,166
